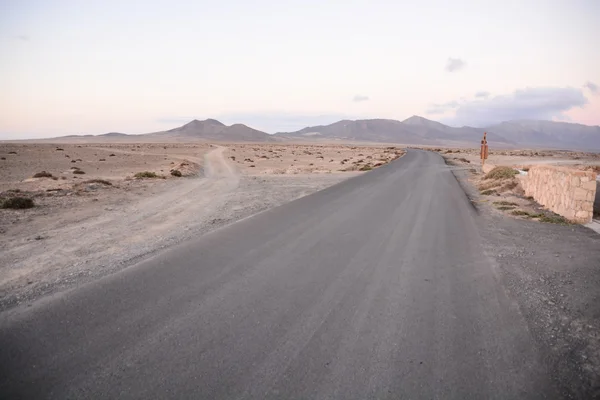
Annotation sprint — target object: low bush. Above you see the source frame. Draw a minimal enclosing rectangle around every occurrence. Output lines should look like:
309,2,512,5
134,171,159,178
171,170,182,177
33,171,53,178
484,166,518,180
1,197,34,209
73,170,85,175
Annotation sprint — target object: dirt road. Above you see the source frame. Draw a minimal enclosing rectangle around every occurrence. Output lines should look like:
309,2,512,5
0,146,352,309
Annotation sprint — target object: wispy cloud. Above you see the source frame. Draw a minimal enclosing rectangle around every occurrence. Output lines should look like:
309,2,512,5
441,87,588,126
352,95,369,102
474,91,490,99
445,57,465,72
426,100,460,115
584,81,598,94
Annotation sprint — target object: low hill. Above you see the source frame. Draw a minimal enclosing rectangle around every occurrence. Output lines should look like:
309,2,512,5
150,119,274,142
276,116,514,146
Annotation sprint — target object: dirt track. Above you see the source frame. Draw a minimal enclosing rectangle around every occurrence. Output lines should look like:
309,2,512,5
0,146,354,309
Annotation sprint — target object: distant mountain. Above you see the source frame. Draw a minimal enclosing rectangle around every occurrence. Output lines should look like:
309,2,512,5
51,119,274,142
43,116,600,149
98,132,128,137
485,120,600,150
276,116,514,146
153,119,274,142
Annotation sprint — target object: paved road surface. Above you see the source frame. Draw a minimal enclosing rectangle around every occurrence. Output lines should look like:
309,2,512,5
0,150,557,399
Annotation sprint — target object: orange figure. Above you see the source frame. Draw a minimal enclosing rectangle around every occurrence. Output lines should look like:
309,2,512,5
480,132,489,165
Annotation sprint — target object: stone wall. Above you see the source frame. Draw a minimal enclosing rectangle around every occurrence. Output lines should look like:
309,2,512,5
520,165,597,223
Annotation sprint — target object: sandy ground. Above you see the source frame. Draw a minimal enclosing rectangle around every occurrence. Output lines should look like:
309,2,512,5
0,142,402,309
224,143,403,175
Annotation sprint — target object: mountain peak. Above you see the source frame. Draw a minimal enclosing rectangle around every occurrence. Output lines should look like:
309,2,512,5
402,115,433,125
184,118,225,127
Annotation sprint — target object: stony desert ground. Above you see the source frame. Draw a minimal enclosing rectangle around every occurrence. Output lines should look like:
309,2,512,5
433,147,600,222
0,141,403,309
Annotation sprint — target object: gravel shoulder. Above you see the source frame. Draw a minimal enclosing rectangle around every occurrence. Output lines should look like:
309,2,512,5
452,165,600,399
0,145,357,310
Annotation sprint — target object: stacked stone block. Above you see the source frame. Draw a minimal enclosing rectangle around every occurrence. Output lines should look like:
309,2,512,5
520,165,597,223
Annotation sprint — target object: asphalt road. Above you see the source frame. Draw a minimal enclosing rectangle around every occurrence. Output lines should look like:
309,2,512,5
0,150,558,399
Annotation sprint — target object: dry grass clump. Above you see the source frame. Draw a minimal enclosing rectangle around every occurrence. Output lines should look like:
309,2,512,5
480,189,497,196
494,201,518,206
82,179,112,186
484,166,518,180
478,181,499,191
134,171,160,179
511,210,531,216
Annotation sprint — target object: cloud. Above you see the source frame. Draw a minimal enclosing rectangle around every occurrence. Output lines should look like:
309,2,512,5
352,95,369,102
426,100,460,115
13,34,30,41
445,57,465,72
584,81,598,94
441,87,588,127
474,91,490,99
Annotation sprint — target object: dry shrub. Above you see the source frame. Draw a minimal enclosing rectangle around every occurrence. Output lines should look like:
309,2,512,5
134,171,159,178
484,166,518,180
171,170,182,177
73,170,85,175
1,197,34,209
33,171,53,178
82,179,112,186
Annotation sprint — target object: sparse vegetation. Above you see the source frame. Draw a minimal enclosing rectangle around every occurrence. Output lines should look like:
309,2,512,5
494,201,518,206
511,210,531,216
99,158,106,161
56,148,64,151
480,189,497,196
458,158,470,163
33,171,53,178
109,153,116,157
496,206,516,211
538,214,570,224
478,181,498,191
8,151,17,154
82,179,112,186
500,180,518,191
359,164,373,171
73,169,86,175
134,171,159,178
484,166,518,180
171,170,182,177
1,197,34,209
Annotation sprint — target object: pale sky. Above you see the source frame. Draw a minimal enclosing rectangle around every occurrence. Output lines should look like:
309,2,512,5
1,0,599,138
